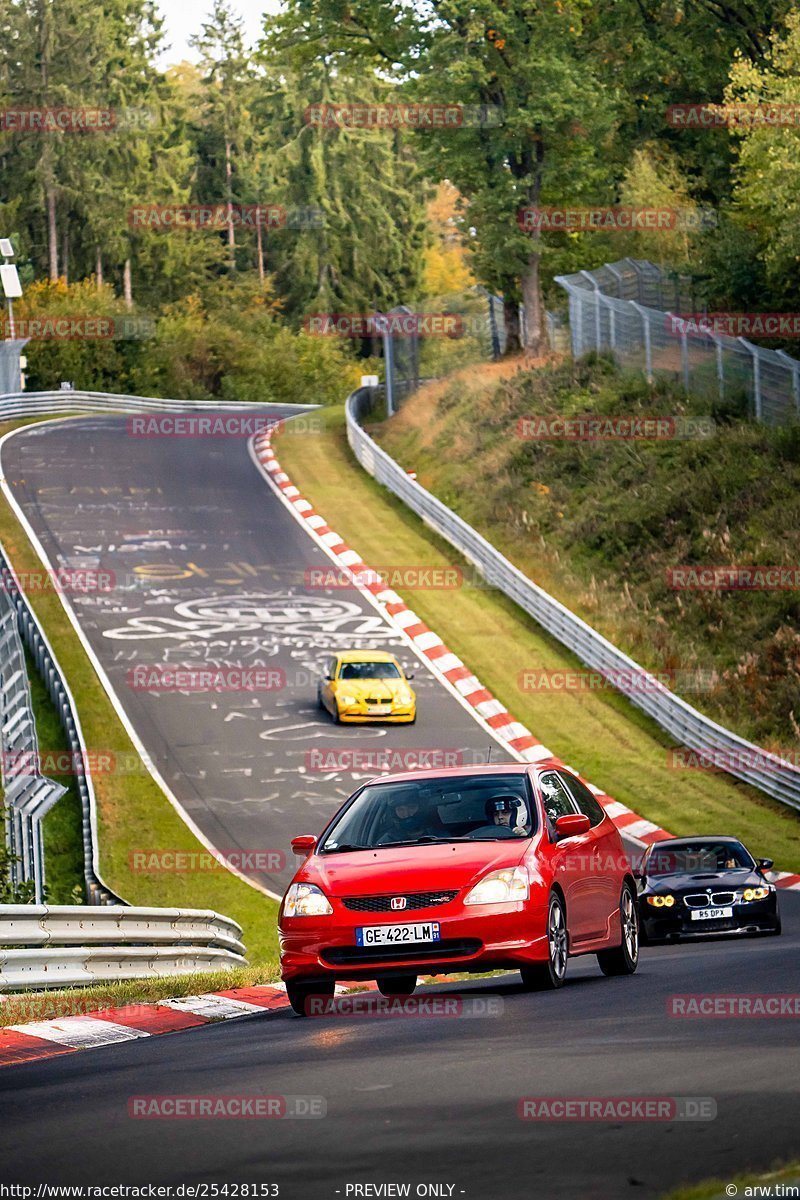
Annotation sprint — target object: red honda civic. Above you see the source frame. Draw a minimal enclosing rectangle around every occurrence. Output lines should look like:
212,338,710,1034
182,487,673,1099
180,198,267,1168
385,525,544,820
279,763,639,1014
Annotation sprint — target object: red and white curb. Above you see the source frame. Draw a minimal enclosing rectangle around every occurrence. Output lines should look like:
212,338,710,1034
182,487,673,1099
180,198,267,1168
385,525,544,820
0,983,369,1069
249,422,800,897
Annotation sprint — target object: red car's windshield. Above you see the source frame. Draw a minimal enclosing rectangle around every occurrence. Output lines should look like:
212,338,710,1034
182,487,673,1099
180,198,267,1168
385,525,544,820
321,773,536,852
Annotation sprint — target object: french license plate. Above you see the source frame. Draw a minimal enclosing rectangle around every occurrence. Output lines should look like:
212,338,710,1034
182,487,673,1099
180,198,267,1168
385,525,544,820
691,907,733,921
356,922,441,947
367,704,391,715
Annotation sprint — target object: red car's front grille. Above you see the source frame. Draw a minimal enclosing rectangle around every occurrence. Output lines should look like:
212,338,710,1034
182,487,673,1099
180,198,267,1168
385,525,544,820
340,891,459,913
322,939,481,966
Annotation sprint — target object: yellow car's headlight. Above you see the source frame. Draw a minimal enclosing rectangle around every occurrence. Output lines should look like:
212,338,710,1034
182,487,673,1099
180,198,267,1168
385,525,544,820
464,866,529,905
283,883,333,917
338,694,358,706
742,886,771,902
646,894,675,908
395,691,413,705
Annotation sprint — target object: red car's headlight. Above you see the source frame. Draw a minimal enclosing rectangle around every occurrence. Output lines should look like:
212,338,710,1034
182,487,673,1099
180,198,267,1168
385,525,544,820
283,883,333,917
464,866,529,906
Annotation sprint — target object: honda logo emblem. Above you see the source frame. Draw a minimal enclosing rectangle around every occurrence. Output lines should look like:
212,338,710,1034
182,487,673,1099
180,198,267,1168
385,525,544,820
390,896,407,911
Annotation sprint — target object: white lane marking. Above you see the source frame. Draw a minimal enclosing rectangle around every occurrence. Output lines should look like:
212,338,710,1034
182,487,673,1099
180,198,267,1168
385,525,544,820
8,1016,150,1047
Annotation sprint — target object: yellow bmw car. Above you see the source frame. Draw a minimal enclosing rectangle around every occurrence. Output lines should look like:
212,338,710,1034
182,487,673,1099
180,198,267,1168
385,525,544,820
317,651,416,723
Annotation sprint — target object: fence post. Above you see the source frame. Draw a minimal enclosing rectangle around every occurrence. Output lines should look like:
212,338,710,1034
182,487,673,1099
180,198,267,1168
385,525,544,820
681,326,690,391
630,302,653,382
579,271,602,350
487,294,501,359
606,297,616,352
776,349,800,417
712,334,725,404
376,314,394,417
738,337,762,421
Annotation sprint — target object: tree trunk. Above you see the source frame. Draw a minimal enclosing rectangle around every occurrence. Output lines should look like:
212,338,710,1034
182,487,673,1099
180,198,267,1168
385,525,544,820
46,182,58,281
502,298,522,355
123,258,133,308
521,251,544,356
225,136,235,272
95,246,103,289
255,213,264,284
61,224,69,284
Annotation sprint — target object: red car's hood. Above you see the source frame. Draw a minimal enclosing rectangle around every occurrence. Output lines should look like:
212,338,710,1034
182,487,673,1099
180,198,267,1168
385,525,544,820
299,840,529,896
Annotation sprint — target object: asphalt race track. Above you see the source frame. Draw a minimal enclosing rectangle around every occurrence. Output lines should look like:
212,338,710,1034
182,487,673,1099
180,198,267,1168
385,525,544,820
1,414,515,894
2,413,798,1199
2,900,799,1198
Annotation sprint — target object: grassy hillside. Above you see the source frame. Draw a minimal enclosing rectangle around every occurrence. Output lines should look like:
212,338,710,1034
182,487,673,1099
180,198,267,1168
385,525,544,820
375,356,800,755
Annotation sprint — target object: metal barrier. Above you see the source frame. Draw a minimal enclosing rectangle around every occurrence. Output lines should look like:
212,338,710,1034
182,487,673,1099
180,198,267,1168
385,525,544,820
554,258,800,427
0,389,317,420
346,386,800,812
0,904,246,990
0,586,66,904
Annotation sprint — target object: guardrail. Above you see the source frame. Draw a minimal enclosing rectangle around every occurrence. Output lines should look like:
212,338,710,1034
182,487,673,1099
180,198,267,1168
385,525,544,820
0,904,246,990
0,583,66,904
346,386,800,813
0,390,317,419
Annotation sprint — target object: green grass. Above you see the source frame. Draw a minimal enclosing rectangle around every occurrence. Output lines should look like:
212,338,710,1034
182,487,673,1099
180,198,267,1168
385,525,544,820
275,405,800,872
660,1161,800,1199
27,648,85,903
377,355,800,752
0,415,279,963
0,965,281,1026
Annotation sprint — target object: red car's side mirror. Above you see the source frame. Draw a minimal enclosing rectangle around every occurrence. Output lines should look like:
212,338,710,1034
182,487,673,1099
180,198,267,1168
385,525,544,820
555,813,591,839
291,835,317,857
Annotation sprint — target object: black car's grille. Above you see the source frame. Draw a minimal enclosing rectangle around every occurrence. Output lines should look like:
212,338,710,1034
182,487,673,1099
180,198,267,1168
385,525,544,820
341,890,459,913
684,891,737,908
322,939,481,966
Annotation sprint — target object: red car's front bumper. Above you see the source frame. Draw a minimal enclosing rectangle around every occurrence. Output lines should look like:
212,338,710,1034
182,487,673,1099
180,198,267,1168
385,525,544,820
279,899,550,983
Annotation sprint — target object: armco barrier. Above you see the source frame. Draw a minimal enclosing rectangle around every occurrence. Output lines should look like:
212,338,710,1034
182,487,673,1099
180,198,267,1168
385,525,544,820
0,904,246,989
345,386,800,812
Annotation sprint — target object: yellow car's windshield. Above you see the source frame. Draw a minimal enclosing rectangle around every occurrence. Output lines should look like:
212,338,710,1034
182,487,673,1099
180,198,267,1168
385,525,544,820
339,662,401,680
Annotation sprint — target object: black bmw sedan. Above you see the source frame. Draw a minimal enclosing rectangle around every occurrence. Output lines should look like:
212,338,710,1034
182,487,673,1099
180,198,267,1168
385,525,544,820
637,836,781,944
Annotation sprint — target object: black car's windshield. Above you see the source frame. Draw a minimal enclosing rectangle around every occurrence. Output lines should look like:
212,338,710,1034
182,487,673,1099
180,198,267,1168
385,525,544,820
646,841,754,876
339,661,401,680
321,773,536,852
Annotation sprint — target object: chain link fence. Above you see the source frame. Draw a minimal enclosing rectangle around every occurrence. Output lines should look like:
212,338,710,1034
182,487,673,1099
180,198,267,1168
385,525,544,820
555,257,800,427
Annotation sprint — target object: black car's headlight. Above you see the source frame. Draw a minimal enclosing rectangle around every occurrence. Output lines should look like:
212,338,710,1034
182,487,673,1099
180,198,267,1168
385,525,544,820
742,886,772,902
646,894,675,908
